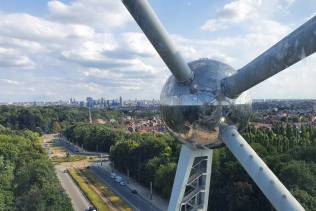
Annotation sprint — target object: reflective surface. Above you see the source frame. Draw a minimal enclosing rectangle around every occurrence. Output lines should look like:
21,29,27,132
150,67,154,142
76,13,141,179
160,59,252,149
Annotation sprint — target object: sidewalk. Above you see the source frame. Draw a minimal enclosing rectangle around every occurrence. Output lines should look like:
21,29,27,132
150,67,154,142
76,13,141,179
97,162,169,211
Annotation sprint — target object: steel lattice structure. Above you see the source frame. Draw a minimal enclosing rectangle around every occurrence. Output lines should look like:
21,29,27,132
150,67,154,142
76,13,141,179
122,0,315,210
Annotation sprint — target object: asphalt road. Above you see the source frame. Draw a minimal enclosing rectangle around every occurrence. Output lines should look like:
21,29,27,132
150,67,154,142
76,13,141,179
56,166,91,211
57,139,105,157
90,166,161,211
52,136,160,211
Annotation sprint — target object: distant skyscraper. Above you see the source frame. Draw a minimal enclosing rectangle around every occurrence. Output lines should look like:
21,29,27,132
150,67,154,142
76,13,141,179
86,97,93,108
120,96,123,107
106,100,110,108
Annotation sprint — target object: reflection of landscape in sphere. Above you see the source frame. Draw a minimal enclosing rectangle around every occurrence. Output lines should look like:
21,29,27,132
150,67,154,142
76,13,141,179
160,59,252,149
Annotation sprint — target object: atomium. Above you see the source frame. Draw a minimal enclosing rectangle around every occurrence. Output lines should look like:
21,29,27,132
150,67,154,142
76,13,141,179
122,0,314,209
160,59,252,149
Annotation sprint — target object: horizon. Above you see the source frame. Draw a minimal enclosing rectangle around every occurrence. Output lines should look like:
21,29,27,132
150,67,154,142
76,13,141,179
1,98,316,104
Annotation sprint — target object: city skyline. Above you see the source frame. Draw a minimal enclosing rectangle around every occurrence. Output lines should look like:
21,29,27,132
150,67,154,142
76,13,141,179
2,96,316,106
0,0,316,102
0,96,162,106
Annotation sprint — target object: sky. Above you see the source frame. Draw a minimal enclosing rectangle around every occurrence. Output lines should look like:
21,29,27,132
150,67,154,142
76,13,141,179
0,0,316,102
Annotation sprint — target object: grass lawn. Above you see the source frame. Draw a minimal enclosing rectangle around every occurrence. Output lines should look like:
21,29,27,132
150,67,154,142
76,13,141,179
82,169,132,211
51,145,67,154
69,168,111,211
51,155,87,164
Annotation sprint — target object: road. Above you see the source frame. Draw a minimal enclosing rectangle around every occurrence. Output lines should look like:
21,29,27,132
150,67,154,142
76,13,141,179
57,138,106,157
56,165,92,211
45,135,161,211
43,135,92,211
90,166,161,211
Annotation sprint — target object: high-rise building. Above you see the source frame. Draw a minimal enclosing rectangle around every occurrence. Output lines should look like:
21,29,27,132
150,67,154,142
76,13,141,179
86,97,94,108
120,96,123,107
106,100,110,108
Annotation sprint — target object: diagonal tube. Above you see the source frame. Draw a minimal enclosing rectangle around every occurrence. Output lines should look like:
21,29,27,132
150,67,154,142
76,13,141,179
220,125,305,211
122,0,193,83
221,15,316,98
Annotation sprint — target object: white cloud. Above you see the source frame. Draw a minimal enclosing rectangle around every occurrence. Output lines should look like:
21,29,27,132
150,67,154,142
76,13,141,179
48,0,131,29
0,36,46,53
198,0,296,72
0,13,94,43
0,0,315,101
0,12,112,70
202,0,262,31
0,1,162,101
171,11,316,99
218,0,261,22
0,47,35,68
59,32,121,68
201,0,296,32
0,79,20,85
121,33,156,57
249,54,316,99
173,18,290,68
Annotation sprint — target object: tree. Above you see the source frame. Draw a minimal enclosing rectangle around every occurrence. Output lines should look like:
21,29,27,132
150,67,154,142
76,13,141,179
0,129,73,210
154,163,177,198
51,121,62,133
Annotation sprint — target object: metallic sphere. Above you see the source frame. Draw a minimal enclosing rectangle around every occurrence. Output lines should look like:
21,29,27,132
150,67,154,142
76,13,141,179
160,59,252,149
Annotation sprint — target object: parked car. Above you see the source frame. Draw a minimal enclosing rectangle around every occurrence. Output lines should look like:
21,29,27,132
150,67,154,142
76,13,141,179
131,189,138,194
119,181,126,186
111,173,116,178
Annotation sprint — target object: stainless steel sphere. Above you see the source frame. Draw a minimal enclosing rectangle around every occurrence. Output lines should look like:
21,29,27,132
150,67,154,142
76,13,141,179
160,59,252,149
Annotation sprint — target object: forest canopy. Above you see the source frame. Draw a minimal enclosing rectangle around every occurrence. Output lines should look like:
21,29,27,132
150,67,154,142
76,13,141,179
64,122,316,211
0,105,315,210
0,127,73,211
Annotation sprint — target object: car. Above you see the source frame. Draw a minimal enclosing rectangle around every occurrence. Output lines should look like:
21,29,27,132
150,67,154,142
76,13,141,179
115,178,121,183
115,176,122,181
131,189,138,194
115,176,123,183
119,181,126,186
86,206,96,211
110,173,116,178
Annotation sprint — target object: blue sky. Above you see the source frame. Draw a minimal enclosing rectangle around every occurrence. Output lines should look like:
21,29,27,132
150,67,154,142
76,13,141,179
0,0,316,102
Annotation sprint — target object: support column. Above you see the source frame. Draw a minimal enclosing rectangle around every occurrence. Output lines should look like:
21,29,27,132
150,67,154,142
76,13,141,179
168,145,213,211
220,125,304,211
